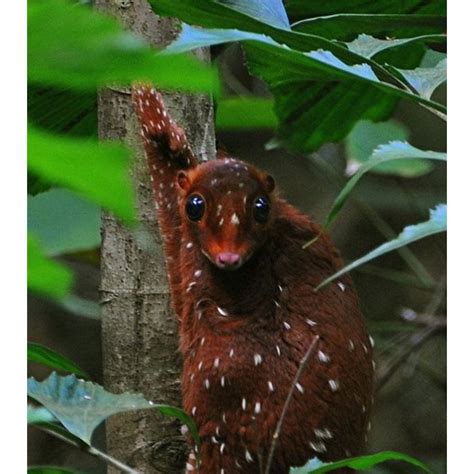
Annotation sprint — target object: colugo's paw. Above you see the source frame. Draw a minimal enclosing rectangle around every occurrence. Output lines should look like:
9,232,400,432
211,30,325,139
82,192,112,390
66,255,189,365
132,83,196,168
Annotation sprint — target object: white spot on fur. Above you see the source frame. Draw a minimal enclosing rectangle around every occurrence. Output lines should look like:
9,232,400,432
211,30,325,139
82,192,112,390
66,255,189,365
231,213,240,225
204,379,210,389
318,350,330,363
242,398,247,410
186,242,193,249
245,450,253,462
306,318,317,326
315,428,333,439
283,321,291,330
296,383,304,394
328,379,339,392
276,345,281,356
194,269,202,278
254,354,263,366
217,306,229,317
337,281,346,291
309,441,327,453
214,358,220,368
229,349,235,358
268,381,275,392
255,401,261,414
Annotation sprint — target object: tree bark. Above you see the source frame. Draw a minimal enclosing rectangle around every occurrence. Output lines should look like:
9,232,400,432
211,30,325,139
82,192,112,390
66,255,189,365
96,1,215,472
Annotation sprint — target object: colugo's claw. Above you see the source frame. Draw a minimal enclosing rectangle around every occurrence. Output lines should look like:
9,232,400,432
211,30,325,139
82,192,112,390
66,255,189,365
131,83,196,168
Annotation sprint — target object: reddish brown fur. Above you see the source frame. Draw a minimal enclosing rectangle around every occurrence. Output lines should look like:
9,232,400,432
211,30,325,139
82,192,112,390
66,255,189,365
132,85,374,474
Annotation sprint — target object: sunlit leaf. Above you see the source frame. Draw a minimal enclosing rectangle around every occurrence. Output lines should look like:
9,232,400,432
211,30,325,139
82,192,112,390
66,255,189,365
28,127,134,222
28,188,100,256
345,33,445,59
315,204,446,291
28,373,200,447
220,0,290,30
28,343,89,378
28,235,73,300
27,405,58,425
28,0,217,92
388,58,447,99
290,451,431,473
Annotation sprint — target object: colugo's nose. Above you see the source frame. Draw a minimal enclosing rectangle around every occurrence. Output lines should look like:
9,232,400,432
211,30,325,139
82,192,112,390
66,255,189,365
216,252,242,270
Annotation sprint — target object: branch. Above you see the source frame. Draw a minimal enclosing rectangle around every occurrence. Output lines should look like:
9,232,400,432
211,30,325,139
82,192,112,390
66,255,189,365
264,334,321,474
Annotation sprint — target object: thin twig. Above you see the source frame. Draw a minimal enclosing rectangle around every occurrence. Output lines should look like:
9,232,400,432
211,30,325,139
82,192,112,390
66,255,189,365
264,334,321,474
35,425,139,474
376,324,444,391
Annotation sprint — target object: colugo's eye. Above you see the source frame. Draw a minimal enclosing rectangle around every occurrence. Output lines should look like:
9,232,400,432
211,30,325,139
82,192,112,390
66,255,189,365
253,196,270,223
185,194,205,222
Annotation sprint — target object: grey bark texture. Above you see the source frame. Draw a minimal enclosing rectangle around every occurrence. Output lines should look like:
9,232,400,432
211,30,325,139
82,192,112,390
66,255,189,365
96,1,215,472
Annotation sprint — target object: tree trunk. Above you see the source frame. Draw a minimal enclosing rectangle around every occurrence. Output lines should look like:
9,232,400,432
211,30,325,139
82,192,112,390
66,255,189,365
96,1,215,472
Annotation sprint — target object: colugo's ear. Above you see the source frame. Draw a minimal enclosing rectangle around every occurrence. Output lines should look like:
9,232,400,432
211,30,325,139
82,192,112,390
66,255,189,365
177,171,191,193
264,174,275,193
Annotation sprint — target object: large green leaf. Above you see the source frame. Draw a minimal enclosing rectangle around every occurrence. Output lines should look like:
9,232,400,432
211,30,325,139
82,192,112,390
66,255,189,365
292,14,446,40
325,141,446,228
216,97,277,129
166,25,444,151
28,127,134,222
315,204,446,291
345,120,435,177
28,84,97,137
290,451,431,473
28,343,89,378
285,0,447,19
28,235,73,300
28,0,217,92
28,188,100,256
27,373,200,447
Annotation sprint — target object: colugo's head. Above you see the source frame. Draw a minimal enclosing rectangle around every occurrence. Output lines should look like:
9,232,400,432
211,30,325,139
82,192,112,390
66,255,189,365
177,157,275,271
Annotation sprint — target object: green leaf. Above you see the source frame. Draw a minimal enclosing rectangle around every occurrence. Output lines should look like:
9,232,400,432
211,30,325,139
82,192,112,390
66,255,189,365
345,34,446,59
388,58,447,99
156,405,201,449
27,373,200,447
28,343,89,378
315,204,446,291
28,188,100,256
216,97,277,129
28,235,73,300
28,467,78,474
27,405,58,425
220,0,290,30
28,84,97,137
292,14,446,40
326,141,446,228
285,0,447,19
166,23,444,151
28,127,134,222
345,120,435,177
291,451,431,473
28,0,217,92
